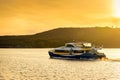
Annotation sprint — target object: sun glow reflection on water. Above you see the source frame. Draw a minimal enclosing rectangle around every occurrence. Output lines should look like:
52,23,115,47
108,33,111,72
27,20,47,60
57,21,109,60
0,48,120,80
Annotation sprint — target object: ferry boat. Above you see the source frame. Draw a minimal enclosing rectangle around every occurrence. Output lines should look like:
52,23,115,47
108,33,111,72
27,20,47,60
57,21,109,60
48,42,106,59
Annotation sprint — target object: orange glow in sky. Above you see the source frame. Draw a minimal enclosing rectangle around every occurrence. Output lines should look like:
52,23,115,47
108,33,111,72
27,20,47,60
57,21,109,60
114,0,120,18
0,0,118,35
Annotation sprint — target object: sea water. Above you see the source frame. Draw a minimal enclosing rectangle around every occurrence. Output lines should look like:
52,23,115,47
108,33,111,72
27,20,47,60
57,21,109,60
0,48,120,80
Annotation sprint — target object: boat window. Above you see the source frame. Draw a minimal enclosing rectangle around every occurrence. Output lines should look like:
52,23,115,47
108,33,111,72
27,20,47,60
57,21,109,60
66,44,74,47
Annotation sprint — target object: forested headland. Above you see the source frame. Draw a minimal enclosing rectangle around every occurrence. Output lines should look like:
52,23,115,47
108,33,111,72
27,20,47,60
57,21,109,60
0,27,120,48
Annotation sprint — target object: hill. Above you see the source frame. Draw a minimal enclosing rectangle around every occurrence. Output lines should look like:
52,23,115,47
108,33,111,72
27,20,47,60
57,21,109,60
0,27,120,48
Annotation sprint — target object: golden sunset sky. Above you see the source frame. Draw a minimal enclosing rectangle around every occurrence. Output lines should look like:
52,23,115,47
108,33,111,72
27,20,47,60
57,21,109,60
0,0,120,35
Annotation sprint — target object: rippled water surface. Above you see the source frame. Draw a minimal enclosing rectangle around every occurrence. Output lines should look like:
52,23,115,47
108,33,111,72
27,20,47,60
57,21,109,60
0,48,120,80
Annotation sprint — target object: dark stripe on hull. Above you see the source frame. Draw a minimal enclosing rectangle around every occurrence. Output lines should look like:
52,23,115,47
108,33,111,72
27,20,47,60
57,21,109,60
48,51,105,59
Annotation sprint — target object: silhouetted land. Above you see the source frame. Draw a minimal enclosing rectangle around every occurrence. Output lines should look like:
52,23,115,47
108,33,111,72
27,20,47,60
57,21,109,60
0,27,120,48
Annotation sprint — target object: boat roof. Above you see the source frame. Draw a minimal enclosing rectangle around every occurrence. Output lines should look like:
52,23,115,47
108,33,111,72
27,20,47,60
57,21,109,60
65,42,91,45
65,42,92,47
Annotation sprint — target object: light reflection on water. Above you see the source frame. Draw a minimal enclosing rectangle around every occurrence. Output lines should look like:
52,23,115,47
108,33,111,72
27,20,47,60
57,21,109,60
0,48,120,80
100,48,120,62
102,48,120,59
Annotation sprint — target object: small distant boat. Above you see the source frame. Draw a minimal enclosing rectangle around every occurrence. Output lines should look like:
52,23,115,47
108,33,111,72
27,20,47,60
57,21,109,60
48,42,106,59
